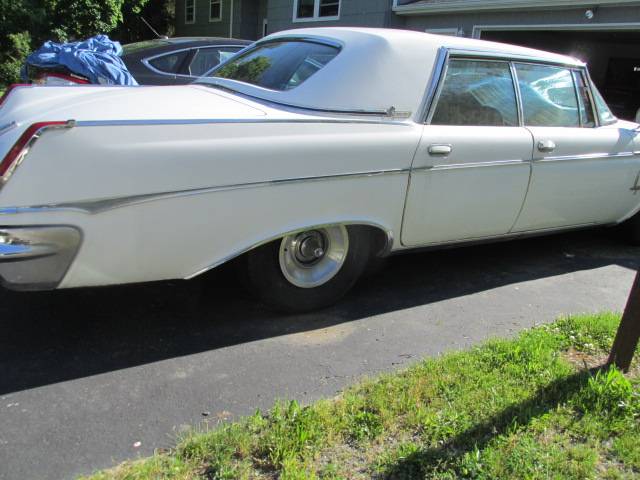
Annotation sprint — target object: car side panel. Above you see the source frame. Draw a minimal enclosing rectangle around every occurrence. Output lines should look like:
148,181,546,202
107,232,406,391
0,121,420,287
513,123,640,231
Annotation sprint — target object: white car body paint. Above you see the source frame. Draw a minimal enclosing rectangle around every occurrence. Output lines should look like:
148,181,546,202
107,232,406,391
0,28,638,290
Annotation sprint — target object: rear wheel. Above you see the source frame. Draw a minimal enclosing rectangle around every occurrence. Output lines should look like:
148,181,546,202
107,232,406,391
241,225,371,312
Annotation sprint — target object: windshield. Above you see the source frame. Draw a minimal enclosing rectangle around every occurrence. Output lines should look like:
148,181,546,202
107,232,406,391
205,40,340,91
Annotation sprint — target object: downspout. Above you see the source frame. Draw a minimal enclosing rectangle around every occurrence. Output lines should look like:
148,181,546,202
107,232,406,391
229,0,234,38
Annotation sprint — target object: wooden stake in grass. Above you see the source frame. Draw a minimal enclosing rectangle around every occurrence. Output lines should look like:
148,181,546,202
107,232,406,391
608,271,640,372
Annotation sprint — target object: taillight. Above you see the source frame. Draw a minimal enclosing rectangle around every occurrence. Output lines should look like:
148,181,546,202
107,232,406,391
0,84,33,109
39,73,90,86
0,121,67,182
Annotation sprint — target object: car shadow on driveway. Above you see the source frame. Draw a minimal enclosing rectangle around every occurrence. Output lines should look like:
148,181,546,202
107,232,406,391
0,229,638,395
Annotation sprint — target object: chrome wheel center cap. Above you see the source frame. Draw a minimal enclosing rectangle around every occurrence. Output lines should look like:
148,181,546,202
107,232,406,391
296,232,326,264
279,226,349,289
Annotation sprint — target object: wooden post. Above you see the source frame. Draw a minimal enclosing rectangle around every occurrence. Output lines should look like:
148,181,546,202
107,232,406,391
608,271,640,372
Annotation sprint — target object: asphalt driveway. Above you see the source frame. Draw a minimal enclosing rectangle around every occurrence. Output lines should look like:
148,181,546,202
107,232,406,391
1,229,638,480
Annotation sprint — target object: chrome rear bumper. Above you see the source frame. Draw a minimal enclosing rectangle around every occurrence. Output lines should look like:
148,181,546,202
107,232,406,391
0,226,82,290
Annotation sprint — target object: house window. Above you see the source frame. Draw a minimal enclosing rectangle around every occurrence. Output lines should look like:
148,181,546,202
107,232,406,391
210,0,222,22
293,0,340,22
185,0,195,24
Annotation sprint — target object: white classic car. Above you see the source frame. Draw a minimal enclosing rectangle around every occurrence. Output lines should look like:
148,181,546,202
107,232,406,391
1,28,639,311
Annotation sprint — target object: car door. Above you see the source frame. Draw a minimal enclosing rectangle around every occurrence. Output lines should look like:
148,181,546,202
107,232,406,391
512,63,640,231
402,58,534,246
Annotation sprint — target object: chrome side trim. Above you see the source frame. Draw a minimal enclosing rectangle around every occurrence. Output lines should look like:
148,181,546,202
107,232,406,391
536,152,638,163
185,221,394,280
413,159,527,172
198,82,413,118
74,116,412,127
0,168,411,216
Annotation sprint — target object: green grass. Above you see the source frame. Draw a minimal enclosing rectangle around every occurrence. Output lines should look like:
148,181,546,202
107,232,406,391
81,312,639,479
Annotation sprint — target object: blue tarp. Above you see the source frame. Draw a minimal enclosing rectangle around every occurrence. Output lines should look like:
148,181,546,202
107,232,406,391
25,35,138,86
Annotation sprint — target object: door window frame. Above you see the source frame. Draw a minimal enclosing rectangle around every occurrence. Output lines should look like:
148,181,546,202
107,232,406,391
428,57,521,127
421,48,604,128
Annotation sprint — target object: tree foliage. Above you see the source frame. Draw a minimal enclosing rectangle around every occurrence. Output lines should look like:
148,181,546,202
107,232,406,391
0,0,175,85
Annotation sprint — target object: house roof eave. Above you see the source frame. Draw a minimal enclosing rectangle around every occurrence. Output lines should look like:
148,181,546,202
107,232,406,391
392,0,640,16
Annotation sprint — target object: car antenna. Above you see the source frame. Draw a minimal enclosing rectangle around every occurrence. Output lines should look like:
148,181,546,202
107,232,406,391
141,16,168,40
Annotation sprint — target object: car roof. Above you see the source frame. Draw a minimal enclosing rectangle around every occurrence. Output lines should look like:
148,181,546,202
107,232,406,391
201,27,584,118
122,37,251,59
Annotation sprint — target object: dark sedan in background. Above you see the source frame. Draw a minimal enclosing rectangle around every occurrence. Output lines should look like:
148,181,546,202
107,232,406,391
122,37,251,85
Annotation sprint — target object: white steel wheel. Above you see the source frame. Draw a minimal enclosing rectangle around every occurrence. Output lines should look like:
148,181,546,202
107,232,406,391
278,226,349,288
240,225,372,312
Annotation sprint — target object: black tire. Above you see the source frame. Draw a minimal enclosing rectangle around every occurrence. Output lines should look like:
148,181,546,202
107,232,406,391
622,211,640,246
240,225,372,312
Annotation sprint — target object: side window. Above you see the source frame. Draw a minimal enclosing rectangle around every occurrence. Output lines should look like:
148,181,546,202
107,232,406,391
188,47,242,76
573,71,596,128
515,64,580,127
148,51,189,74
431,59,519,127
590,79,617,125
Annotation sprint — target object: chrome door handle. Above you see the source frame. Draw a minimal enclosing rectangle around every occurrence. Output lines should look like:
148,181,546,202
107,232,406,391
537,140,556,153
428,144,452,156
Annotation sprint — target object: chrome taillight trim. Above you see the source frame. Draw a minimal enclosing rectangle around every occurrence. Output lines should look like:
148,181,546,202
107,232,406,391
0,121,75,191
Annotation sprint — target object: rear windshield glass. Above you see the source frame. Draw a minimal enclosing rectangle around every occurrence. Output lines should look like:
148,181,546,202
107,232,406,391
209,40,340,91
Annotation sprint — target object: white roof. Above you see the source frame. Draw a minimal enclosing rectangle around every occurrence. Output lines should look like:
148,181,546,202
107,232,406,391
205,27,583,117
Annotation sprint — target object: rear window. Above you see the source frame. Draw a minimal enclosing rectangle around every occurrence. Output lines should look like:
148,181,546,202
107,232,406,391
188,47,243,76
210,40,340,91
148,51,188,74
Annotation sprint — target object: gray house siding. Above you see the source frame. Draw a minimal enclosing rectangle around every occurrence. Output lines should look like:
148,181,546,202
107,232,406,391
176,0,399,39
401,5,640,38
175,0,266,38
175,0,232,37
267,0,396,34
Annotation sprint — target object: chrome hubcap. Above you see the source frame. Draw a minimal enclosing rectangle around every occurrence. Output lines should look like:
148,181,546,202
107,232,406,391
279,226,349,288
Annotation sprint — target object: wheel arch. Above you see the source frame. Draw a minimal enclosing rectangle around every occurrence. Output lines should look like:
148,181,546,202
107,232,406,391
185,220,394,280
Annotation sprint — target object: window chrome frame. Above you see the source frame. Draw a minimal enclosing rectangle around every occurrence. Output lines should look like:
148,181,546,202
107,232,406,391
423,53,523,127
203,37,344,93
571,69,598,128
585,69,618,127
422,46,607,129
142,44,246,78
